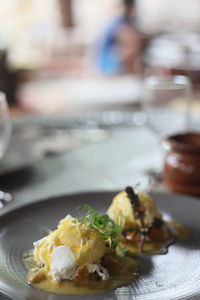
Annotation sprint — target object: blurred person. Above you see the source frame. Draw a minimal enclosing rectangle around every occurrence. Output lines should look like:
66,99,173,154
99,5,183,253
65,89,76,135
95,0,142,75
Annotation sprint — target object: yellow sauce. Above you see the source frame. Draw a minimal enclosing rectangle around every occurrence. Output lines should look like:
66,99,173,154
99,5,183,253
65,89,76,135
24,251,138,295
119,221,188,255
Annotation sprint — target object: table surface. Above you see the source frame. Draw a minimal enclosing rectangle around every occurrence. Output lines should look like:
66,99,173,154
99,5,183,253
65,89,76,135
0,113,163,300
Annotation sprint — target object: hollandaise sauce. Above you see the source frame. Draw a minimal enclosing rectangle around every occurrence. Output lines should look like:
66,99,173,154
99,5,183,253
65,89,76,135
24,251,138,295
120,221,188,255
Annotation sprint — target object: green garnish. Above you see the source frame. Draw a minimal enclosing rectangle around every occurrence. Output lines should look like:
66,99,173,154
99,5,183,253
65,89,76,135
77,204,122,252
134,182,141,190
118,244,129,256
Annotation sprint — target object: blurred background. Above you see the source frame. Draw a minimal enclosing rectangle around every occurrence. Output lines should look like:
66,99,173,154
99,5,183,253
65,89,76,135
0,0,200,116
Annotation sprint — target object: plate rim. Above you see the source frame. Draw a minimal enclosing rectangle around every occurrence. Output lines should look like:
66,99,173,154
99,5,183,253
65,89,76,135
0,189,200,220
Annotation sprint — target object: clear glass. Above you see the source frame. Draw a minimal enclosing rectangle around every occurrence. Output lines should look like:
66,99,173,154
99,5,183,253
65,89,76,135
143,75,191,139
141,75,192,183
0,92,12,208
0,92,12,159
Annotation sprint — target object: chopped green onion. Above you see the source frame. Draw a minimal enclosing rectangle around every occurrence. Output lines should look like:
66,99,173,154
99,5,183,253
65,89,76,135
77,204,122,252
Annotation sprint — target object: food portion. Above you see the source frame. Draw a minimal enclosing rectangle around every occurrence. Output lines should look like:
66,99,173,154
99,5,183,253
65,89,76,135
107,186,188,254
24,205,138,295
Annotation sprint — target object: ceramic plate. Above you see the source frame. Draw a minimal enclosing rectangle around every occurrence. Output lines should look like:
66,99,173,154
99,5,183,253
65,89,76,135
0,191,200,300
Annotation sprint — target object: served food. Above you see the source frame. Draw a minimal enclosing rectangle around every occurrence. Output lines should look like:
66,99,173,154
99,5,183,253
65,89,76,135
24,205,138,295
107,186,188,254
24,187,188,295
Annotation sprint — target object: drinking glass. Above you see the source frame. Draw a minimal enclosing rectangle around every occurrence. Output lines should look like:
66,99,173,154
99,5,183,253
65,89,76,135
143,75,191,138
142,75,192,181
0,92,12,207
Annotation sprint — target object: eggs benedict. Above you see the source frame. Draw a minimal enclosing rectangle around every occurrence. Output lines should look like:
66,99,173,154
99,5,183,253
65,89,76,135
24,205,138,295
107,186,188,254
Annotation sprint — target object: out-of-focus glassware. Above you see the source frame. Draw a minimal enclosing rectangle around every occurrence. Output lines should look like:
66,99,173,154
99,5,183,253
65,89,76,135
143,75,191,139
0,92,12,158
142,75,192,185
0,92,12,208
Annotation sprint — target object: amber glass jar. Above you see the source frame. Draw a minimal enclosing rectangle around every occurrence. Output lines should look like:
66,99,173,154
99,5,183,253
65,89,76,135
163,132,200,196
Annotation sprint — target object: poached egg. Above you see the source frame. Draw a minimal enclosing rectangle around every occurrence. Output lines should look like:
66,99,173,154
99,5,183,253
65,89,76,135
107,191,162,230
33,215,109,282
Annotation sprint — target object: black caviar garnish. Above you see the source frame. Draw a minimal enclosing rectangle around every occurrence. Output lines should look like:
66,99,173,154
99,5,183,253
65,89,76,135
152,217,164,229
125,186,147,252
125,186,140,211
125,186,144,225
